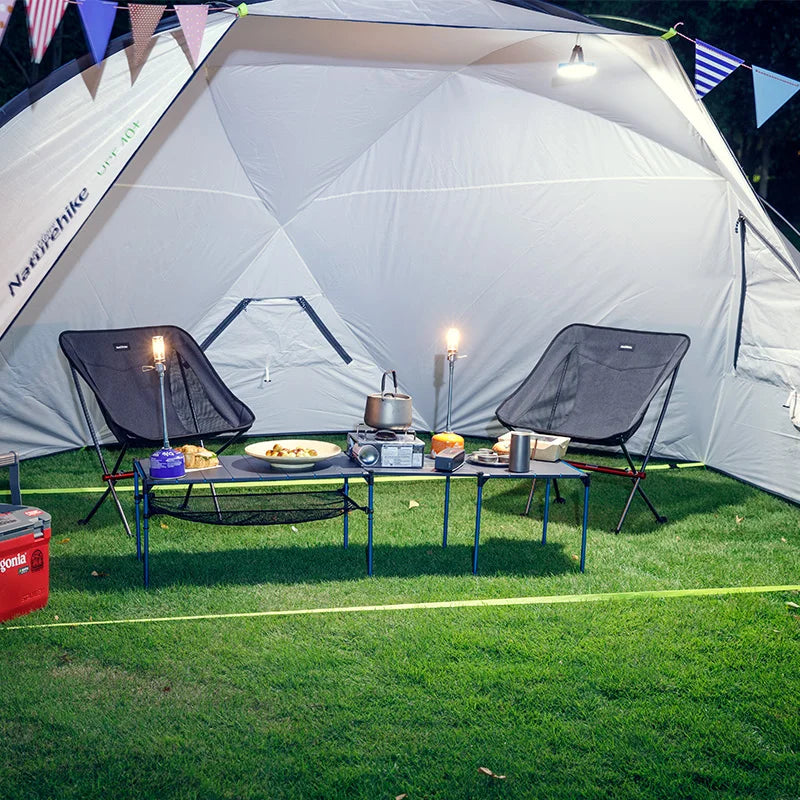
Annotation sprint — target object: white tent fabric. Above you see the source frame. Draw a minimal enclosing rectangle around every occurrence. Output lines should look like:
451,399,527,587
1,0,799,502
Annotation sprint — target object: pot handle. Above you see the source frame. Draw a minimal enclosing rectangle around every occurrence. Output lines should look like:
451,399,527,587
380,369,399,397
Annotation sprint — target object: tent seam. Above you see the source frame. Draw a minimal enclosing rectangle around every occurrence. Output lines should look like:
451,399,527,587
315,175,723,203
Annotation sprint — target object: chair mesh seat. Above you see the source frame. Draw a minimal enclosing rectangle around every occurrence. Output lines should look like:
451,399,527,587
60,326,254,446
496,324,690,445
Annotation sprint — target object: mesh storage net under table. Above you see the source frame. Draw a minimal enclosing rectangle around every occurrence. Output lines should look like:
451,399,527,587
147,488,362,527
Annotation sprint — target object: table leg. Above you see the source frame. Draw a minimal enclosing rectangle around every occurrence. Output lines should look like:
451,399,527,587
367,473,374,576
343,478,349,549
472,474,486,575
542,478,551,546
442,475,451,547
143,489,150,589
134,471,142,561
580,476,590,573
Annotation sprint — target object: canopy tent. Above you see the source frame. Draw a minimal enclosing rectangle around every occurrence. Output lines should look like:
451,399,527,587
1,0,799,503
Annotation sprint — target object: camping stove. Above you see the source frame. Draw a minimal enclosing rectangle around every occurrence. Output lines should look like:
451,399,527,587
347,425,425,468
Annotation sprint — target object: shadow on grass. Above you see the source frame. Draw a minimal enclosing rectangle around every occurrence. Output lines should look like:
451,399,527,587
50,537,578,590
480,468,754,535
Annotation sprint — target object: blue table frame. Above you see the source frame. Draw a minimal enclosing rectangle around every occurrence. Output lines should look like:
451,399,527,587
133,454,589,587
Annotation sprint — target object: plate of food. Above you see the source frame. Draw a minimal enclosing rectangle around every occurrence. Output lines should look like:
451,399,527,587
244,439,342,470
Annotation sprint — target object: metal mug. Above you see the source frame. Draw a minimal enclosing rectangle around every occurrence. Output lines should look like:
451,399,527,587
508,431,531,473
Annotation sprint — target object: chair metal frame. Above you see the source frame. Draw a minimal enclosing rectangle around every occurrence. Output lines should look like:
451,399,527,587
0,451,22,506
497,323,690,533
61,326,254,537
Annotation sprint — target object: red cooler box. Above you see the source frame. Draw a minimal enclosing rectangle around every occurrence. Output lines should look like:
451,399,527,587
0,503,52,623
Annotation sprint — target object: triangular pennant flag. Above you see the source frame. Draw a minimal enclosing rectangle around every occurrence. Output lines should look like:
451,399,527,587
24,0,68,63
175,5,207,67
752,65,800,127
78,0,117,65
694,39,743,99
128,3,165,65
0,1,15,48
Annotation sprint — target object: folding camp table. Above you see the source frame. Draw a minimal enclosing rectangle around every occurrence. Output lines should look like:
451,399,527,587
133,453,589,587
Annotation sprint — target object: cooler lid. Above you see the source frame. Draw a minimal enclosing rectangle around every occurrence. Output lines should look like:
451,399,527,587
0,504,51,539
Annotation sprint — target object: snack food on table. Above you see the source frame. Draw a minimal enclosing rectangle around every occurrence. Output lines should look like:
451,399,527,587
175,444,219,468
492,439,510,456
265,445,319,459
494,432,570,462
431,431,465,454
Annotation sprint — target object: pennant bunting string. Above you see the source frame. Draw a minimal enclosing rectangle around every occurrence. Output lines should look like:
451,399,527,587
2,1,799,131
672,23,799,126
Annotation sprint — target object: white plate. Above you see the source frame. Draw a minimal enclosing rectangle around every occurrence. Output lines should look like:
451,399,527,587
244,439,342,470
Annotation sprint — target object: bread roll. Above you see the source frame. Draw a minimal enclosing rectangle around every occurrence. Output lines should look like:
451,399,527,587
176,445,219,468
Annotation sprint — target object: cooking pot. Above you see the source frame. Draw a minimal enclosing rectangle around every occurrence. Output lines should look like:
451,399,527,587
364,370,413,431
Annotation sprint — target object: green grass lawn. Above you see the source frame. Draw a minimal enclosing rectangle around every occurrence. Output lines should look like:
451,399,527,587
1,438,799,799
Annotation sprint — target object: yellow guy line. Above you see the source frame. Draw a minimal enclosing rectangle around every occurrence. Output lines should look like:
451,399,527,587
0,463,706,496
3,583,797,631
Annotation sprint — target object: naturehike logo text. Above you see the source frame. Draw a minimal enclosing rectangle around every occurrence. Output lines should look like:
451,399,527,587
8,188,89,298
0,552,26,573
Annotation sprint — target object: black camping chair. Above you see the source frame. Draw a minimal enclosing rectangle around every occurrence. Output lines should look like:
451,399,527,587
59,325,255,536
495,323,690,533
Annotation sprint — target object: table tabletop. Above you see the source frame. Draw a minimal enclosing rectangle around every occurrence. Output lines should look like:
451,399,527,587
134,453,587,487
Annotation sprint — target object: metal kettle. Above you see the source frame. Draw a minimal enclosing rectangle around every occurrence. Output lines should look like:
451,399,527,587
364,370,413,431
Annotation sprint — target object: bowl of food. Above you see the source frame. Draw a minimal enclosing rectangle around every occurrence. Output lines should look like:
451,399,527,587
244,439,342,470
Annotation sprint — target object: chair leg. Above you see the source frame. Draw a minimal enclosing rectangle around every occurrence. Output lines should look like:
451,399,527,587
80,480,134,537
180,484,193,510
616,444,667,532
523,478,536,516
210,483,222,521
523,476,565,516
79,446,134,537
107,481,134,538
79,485,113,524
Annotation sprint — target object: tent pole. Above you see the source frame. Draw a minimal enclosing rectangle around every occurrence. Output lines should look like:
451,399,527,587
733,215,748,369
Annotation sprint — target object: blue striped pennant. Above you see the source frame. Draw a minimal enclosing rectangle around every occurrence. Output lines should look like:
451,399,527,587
695,39,743,99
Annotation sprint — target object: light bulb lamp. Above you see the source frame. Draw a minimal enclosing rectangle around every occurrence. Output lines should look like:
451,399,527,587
558,36,597,79
148,335,185,478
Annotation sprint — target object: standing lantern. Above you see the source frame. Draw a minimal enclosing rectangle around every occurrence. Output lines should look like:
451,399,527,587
148,335,186,478
431,327,466,454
